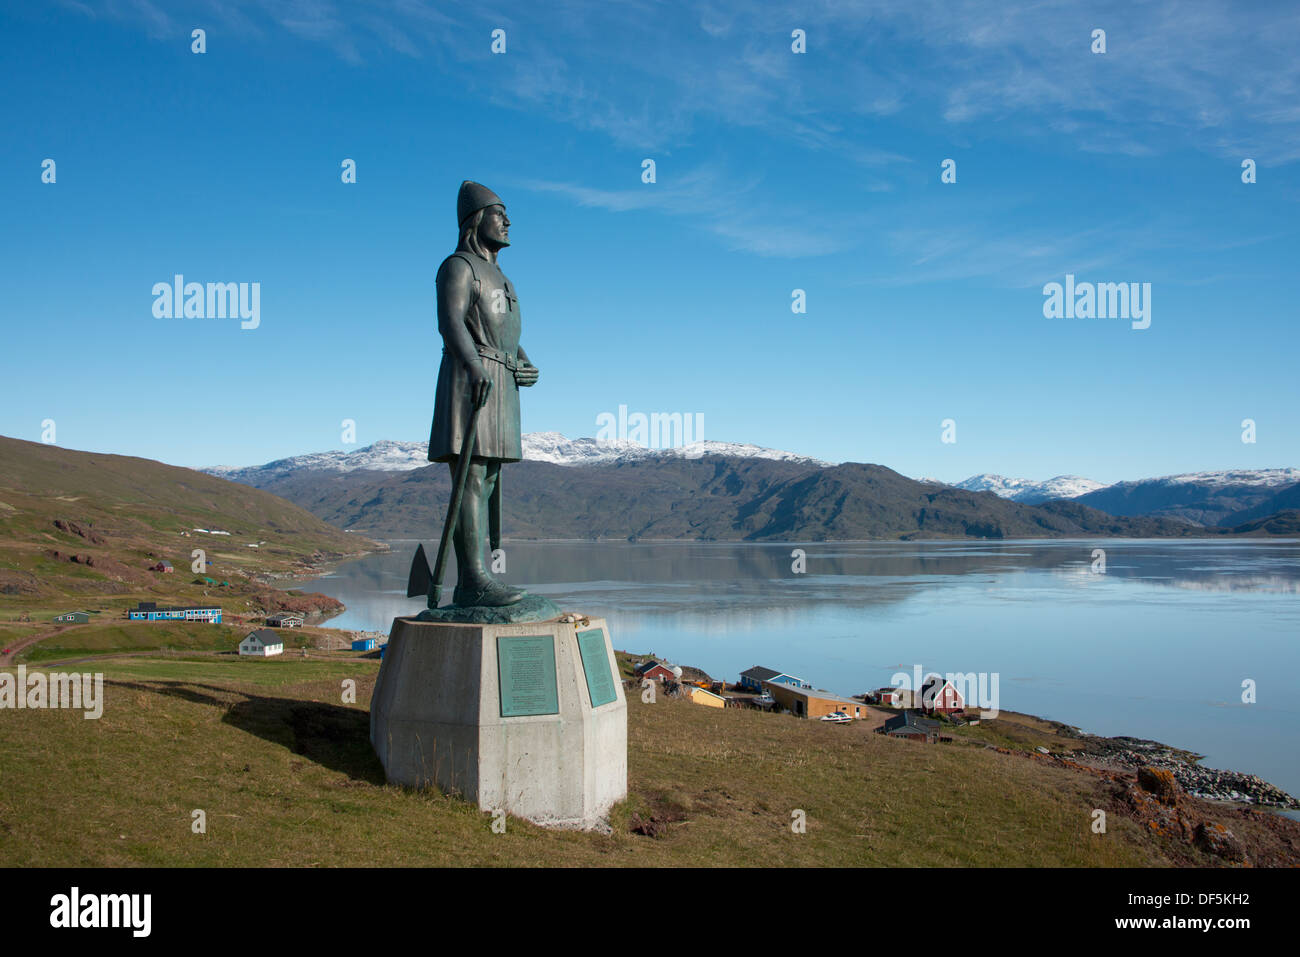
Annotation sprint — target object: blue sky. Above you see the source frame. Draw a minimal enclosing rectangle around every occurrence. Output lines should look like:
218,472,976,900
2,0,1298,484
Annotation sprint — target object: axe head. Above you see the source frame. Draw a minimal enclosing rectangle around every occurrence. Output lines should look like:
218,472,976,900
406,543,432,599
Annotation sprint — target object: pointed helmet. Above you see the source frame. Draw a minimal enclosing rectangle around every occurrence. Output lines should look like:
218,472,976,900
457,180,505,227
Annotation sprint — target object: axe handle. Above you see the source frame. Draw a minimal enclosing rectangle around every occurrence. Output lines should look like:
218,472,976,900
429,401,483,607
489,469,501,553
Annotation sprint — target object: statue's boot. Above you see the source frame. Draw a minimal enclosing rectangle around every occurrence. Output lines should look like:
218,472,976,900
451,478,525,607
454,579,526,607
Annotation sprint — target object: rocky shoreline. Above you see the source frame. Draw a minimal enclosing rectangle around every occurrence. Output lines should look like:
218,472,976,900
251,543,389,586
1060,730,1299,810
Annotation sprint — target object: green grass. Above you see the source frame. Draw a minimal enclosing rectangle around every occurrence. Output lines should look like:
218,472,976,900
951,711,1083,753
0,624,43,647
45,656,376,688
0,654,1192,868
18,621,250,663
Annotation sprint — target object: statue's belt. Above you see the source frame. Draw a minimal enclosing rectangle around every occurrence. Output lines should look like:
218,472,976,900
446,345,520,372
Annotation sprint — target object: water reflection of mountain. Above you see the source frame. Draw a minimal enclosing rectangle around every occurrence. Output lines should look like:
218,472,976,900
1046,543,1300,594
300,540,1300,632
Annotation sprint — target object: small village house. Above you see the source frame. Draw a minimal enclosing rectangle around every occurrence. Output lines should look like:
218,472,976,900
880,711,943,742
266,613,304,628
738,665,809,692
868,687,904,707
148,559,174,574
352,637,377,652
763,681,865,719
53,611,90,624
239,628,284,657
920,676,965,715
687,686,726,709
635,660,677,682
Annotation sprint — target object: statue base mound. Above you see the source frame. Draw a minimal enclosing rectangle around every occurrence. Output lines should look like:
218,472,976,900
415,593,561,625
370,614,627,830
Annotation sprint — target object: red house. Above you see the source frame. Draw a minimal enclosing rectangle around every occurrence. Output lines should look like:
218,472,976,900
634,660,676,682
920,675,964,714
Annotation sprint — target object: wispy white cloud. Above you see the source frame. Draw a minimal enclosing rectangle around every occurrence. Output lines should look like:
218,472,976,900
67,0,1300,267
82,0,1300,163
839,0,1300,162
520,165,853,257
862,208,1284,289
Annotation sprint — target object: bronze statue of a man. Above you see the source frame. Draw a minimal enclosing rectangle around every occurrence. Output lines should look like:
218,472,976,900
423,181,539,607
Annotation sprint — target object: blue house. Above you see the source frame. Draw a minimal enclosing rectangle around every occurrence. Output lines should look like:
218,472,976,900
128,601,222,623
352,637,377,651
739,665,808,692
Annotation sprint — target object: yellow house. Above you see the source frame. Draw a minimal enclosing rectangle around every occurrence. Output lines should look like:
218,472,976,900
763,681,865,719
687,686,726,709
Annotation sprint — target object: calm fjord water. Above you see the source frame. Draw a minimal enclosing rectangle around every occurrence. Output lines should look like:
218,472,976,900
308,539,1300,797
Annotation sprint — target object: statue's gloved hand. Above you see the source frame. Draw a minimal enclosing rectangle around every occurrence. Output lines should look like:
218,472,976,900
515,362,539,388
468,361,493,408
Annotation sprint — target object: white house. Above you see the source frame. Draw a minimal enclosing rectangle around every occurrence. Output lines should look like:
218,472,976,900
239,628,284,657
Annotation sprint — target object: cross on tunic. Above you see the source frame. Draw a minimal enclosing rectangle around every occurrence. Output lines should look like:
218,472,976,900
502,284,517,311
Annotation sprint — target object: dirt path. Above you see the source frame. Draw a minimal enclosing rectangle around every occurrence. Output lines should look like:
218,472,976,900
0,624,71,666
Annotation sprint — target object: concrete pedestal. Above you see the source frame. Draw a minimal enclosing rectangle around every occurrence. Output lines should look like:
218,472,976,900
370,615,627,829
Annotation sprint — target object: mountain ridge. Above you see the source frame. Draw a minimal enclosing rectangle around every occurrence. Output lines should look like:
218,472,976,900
210,453,1254,542
204,436,1296,514
1072,471,1300,527
950,473,1107,503
200,436,1300,538
206,433,832,484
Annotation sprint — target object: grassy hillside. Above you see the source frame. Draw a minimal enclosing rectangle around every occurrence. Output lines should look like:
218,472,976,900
1,651,1293,867
17,621,248,662
0,435,381,626
1225,508,1300,536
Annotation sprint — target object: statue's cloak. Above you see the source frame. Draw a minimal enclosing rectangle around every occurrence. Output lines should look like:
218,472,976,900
428,250,523,463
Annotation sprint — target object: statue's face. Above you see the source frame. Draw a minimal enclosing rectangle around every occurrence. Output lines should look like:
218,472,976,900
478,205,510,248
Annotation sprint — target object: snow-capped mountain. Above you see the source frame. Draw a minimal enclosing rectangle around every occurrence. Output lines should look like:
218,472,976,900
943,468,1299,510
952,473,1108,504
205,433,831,483
1132,468,1300,488
204,439,1297,530
1072,468,1300,527
205,439,430,483
522,431,831,467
